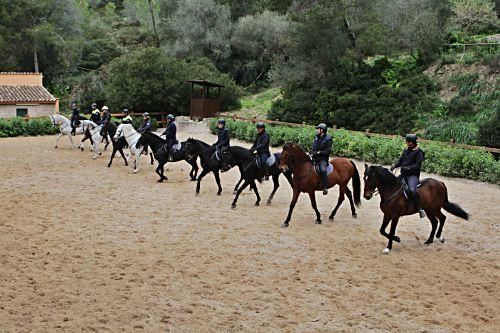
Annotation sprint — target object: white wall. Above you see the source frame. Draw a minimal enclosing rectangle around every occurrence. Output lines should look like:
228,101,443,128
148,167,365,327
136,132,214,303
0,104,57,118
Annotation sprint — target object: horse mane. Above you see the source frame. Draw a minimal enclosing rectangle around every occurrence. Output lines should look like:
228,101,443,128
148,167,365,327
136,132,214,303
144,132,166,144
374,166,398,186
188,138,211,149
285,142,310,162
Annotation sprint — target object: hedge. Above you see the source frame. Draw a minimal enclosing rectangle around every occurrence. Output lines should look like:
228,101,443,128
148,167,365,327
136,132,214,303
210,119,500,184
0,117,58,137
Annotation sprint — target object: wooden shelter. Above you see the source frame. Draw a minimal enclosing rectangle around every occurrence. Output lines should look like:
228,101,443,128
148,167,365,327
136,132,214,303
188,80,224,119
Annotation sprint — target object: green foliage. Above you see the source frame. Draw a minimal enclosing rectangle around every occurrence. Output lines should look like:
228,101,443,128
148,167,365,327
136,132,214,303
211,119,500,184
236,87,282,117
0,117,58,137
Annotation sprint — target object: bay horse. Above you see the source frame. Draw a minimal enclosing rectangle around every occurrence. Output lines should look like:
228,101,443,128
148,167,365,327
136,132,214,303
363,164,469,254
220,146,293,208
136,132,199,182
278,143,361,227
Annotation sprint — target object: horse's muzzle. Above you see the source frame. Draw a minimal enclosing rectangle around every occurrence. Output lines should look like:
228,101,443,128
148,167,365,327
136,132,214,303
363,192,373,200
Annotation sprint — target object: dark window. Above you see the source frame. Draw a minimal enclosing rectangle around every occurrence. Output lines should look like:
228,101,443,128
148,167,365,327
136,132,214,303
16,108,28,117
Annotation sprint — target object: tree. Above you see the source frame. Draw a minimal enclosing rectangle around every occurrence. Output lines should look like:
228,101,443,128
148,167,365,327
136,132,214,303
230,10,293,85
164,0,232,63
449,0,499,35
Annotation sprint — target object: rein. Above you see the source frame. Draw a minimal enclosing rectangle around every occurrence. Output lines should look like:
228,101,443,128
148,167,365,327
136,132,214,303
379,182,404,203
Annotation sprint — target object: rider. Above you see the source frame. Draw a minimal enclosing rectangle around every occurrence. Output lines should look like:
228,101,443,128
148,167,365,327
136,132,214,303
70,102,80,136
138,112,153,133
162,114,177,159
121,108,133,124
249,122,270,180
98,105,111,138
212,119,230,153
391,134,426,218
90,103,101,124
311,123,332,195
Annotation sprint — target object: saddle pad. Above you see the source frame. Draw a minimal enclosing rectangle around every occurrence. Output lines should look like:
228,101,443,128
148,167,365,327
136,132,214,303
266,154,276,166
315,163,334,176
172,142,182,152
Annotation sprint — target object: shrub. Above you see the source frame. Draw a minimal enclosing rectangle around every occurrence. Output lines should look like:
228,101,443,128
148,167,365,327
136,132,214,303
211,119,500,184
0,117,58,137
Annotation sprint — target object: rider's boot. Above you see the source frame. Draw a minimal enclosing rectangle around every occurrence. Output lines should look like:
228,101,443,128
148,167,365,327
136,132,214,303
71,127,76,136
321,173,328,195
414,193,426,218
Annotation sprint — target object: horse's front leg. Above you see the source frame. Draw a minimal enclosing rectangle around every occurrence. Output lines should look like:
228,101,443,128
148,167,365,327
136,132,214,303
250,180,261,206
282,188,300,228
384,217,400,254
308,192,321,224
54,132,63,148
266,174,280,205
67,133,74,149
213,170,222,195
233,175,244,195
108,147,118,167
133,148,142,173
196,169,210,195
188,159,198,181
92,139,100,159
118,148,128,166
231,180,249,209
379,215,400,243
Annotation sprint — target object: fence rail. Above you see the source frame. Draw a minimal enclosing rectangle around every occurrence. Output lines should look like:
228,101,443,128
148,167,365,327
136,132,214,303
230,115,500,154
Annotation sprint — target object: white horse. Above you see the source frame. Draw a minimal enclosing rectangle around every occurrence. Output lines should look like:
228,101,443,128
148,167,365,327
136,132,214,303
82,121,105,159
49,114,94,150
113,123,145,173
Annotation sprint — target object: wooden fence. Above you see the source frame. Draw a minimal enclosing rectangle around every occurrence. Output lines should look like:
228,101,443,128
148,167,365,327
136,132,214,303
230,115,500,154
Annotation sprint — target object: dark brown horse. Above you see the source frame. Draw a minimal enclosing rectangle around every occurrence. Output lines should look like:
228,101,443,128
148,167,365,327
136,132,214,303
363,164,469,254
278,143,361,227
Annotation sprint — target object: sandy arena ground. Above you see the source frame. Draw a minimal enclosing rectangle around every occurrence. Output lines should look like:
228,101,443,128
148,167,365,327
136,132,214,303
0,127,499,332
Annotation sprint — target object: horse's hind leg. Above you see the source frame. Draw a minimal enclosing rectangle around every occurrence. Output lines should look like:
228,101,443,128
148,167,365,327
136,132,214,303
266,174,280,205
54,133,63,148
150,153,154,165
188,160,198,181
436,212,446,243
156,162,167,182
108,147,118,167
329,186,345,220
424,215,438,245
345,187,357,218
308,192,321,224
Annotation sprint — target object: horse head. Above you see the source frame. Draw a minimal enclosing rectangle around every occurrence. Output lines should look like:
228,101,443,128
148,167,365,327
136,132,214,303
363,164,398,200
113,123,125,141
219,146,233,172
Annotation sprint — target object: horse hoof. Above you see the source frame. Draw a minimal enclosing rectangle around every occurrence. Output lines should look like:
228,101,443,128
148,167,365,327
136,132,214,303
80,148,84,152
133,170,138,174
255,202,260,206
107,165,111,168
217,192,222,196
329,216,334,221
439,236,445,243
195,192,200,196
266,200,272,205
157,179,163,183
281,222,289,228
54,146,58,148
92,156,97,160
382,248,391,255
231,204,236,209
315,220,322,225
424,240,433,245
394,236,401,243
125,163,128,166
352,213,357,218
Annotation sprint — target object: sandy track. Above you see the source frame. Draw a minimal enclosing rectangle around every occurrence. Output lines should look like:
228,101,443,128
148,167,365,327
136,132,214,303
0,129,499,332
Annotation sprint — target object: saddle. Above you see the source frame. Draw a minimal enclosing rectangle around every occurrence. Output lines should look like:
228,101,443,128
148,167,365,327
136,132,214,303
255,154,276,169
313,162,334,176
401,178,421,200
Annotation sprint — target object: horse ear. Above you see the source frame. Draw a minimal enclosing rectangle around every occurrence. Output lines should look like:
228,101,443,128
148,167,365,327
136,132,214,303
364,163,368,170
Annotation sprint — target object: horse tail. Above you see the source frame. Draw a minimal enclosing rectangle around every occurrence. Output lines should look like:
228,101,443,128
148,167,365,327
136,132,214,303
350,160,361,207
442,183,469,220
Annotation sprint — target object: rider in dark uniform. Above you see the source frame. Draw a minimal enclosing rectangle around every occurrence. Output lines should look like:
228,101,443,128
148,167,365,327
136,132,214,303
121,108,133,124
249,122,270,180
391,134,426,218
311,123,332,195
98,105,111,138
162,114,177,159
70,102,80,136
138,112,153,133
89,103,101,124
212,119,230,152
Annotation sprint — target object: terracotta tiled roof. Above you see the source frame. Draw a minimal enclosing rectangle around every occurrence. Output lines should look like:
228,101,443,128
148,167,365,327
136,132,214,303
0,85,56,103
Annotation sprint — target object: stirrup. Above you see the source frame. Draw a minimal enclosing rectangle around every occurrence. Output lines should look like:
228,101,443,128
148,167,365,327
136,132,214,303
419,209,426,218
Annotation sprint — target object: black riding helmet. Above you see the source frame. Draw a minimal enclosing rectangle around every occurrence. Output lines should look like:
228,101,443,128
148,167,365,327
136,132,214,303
405,133,418,144
123,108,129,114
256,122,265,129
217,118,226,125
315,123,327,133
167,114,175,121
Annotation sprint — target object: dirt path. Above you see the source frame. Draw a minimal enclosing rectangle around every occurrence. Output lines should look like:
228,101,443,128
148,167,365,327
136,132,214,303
0,129,499,332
